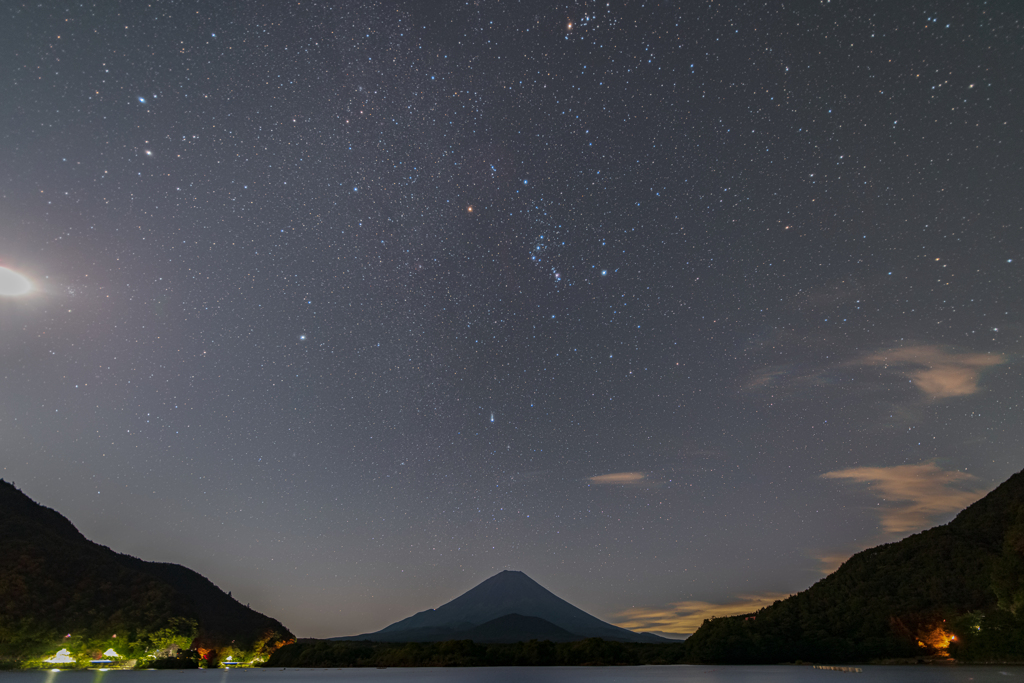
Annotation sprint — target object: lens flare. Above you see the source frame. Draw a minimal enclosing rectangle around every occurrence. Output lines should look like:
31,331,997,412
0,266,32,296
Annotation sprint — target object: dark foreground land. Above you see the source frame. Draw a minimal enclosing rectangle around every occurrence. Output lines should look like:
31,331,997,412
267,638,688,667
5,467,1024,668
267,636,1024,668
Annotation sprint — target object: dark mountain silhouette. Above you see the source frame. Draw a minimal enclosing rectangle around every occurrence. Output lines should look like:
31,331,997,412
338,570,668,643
459,614,578,643
114,556,290,653
353,614,580,644
0,479,293,663
683,467,1024,663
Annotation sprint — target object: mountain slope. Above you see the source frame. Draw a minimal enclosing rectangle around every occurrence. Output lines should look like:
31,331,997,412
341,570,666,643
0,480,293,663
458,614,579,643
115,556,291,652
683,467,1024,663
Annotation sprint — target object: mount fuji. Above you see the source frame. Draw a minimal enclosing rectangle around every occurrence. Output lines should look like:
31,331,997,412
336,570,669,644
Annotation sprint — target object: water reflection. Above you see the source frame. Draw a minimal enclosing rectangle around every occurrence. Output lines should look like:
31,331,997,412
4,666,1024,683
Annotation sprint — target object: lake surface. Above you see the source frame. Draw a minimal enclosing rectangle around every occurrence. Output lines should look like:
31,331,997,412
3,667,1023,683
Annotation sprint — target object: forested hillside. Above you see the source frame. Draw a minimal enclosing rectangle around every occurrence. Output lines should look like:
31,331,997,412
684,469,1024,663
0,480,292,668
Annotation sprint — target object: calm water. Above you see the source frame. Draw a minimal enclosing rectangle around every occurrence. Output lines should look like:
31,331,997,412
2,667,1023,683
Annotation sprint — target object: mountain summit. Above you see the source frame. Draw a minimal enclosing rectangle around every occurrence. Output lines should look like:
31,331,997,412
339,570,666,643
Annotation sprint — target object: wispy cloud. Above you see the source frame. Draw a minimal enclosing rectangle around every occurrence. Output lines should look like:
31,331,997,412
614,593,790,636
743,363,834,392
821,462,989,534
858,345,1006,398
589,471,645,485
746,344,1006,400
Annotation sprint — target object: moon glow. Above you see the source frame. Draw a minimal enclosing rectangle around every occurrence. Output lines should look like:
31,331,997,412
0,267,32,296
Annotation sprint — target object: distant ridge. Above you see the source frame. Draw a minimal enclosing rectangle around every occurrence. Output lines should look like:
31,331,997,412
337,570,667,643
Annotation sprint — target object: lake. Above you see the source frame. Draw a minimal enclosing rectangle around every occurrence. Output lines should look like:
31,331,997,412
3,667,1023,683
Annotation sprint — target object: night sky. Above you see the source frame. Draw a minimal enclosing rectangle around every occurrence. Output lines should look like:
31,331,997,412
1,1,1021,640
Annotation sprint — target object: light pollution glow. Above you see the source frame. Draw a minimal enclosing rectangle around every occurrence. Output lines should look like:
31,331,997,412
0,266,32,296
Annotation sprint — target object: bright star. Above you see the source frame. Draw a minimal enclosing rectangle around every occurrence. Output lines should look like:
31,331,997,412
0,267,32,296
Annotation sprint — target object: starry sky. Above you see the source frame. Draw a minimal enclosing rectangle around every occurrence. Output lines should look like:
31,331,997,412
1,1,1021,640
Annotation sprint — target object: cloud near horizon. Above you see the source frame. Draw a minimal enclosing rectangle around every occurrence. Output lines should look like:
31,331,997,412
614,593,791,636
589,471,645,485
859,345,1006,398
821,462,989,534
816,553,851,575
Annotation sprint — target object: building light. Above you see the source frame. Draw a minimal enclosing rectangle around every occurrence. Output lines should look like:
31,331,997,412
44,649,75,664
